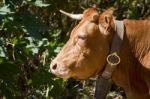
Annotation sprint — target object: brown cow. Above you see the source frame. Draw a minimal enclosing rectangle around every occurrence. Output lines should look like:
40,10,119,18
50,8,150,99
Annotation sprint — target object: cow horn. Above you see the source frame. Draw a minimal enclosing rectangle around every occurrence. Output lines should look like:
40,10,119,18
59,10,83,20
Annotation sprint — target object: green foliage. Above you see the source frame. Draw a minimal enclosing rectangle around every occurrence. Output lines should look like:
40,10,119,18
0,61,21,98
0,0,149,98
0,0,66,98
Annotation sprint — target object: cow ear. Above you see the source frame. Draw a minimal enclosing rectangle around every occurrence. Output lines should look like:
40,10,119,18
104,7,114,23
105,15,111,24
101,15,113,35
99,8,115,35
105,7,114,15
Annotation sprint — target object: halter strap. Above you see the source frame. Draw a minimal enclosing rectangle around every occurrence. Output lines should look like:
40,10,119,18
95,20,124,99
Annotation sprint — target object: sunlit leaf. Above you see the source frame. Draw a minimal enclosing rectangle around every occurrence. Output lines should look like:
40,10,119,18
34,0,50,7
0,5,14,15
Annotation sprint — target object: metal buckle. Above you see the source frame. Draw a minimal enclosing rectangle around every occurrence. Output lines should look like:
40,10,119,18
107,52,120,66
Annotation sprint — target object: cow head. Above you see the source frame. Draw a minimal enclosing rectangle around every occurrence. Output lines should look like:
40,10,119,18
50,8,115,80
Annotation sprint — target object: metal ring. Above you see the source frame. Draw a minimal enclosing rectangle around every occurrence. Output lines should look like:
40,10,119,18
107,52,120,66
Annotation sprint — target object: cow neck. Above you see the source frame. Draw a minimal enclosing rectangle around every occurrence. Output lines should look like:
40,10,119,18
94,20,124,99
102,20,124,79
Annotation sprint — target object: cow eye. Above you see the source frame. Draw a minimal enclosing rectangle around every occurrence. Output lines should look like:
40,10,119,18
77,35,87,40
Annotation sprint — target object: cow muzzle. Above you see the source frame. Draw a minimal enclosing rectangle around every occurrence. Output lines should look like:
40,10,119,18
50,60,70,79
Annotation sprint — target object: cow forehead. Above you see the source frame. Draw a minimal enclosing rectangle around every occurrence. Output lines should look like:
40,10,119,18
70,8,100,37
70,21,98,39
83,8,98,17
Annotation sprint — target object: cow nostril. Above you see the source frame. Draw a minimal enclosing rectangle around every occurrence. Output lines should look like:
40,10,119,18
52,64,57,70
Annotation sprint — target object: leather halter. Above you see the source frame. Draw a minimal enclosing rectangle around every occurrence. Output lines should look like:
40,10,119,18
95,20,124,99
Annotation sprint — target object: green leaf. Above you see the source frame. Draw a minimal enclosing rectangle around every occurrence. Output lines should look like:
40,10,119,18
0,5,14,15
0,80,21,98
20,11,48,39
31,70,54,86
34,0,50,7
0,62,21,87
49,78,65,97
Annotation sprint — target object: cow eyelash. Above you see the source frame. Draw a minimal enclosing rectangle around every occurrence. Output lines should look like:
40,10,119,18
77,35,87,40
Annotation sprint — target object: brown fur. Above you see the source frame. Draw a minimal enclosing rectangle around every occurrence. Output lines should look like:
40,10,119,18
50,8,150,99
113,20,150,98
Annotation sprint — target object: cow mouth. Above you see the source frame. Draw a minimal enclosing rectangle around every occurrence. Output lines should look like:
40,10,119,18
50,64,70,79
51,70,71,80
57,68,71,79
58,74,70,80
